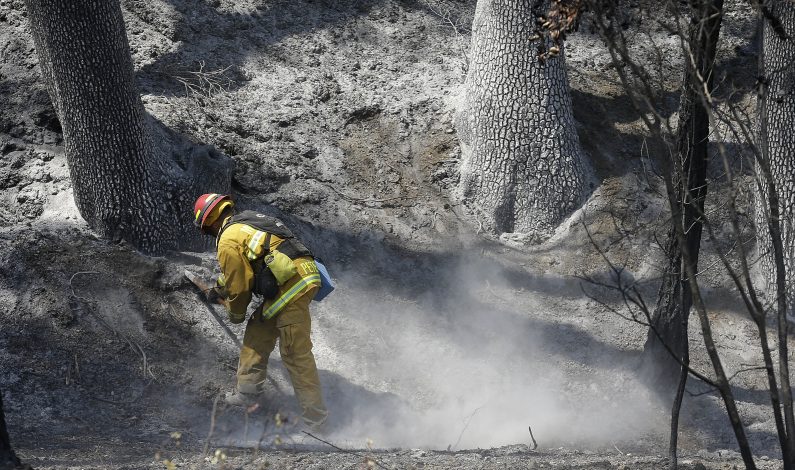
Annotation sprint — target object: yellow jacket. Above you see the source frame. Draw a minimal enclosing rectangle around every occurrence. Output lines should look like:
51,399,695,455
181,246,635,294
215,217,320,324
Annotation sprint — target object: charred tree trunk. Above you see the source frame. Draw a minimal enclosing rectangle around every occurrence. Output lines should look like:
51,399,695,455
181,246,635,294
455,0,591,240
642,2,754,466
641,0,723,388
24,0,232,255
643,230,688,386
0,392,24,470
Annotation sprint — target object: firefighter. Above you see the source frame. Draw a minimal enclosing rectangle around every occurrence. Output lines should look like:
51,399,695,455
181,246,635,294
193,193,328,431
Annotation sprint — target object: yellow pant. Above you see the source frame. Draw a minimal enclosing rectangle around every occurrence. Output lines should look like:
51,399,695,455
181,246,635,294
237,287,328,427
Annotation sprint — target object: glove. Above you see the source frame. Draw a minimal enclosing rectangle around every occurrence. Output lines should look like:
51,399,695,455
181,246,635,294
208,287,228,306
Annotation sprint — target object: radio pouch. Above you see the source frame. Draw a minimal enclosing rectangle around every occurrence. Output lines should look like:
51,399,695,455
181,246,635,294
252,264,279,299
264,249,297,285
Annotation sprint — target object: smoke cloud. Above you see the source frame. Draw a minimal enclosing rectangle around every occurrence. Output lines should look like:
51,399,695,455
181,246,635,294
297,254,667,450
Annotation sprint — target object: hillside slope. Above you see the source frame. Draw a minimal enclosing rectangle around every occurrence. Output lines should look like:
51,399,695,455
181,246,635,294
0,0,783,468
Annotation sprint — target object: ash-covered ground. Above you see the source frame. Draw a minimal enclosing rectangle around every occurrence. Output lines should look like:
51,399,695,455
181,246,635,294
0,0,786,468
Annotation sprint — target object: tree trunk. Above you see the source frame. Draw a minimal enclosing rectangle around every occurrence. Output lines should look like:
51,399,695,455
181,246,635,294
641,0,723,388
0,392,23,470
24,0,233,255
756,1,795,317
755,0,795,464
640,1,724,466
455,0,591,240
643,228,688,386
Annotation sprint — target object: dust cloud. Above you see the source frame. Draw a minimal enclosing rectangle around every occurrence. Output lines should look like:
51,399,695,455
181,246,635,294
301,254,667,450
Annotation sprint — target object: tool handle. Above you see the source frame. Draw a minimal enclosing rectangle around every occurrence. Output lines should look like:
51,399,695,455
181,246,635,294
184,271,241,347
196,292,242,349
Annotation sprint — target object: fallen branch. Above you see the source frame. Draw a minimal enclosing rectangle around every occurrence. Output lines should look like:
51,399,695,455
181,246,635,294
69,271,100,300
84,381,151,406
301,431,391,470
324,184,420,207
168,61,234,99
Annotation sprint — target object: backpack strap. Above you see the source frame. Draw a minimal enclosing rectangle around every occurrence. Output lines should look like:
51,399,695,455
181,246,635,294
215,216,235,248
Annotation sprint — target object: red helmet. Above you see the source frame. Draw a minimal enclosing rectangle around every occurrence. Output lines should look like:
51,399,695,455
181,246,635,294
194,193,231,229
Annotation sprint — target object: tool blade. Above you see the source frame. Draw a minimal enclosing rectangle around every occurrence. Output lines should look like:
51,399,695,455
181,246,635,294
184,270,210,292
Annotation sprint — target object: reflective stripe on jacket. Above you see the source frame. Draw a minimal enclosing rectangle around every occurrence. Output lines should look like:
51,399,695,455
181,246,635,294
216,218,318,320
260,258,321,320
216,218,286,318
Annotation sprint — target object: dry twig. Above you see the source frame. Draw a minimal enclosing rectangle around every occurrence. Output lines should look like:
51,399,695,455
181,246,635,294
449,405,484,451
203,391,222,459
170,61,234,99
301,432,391,470
69,271,100,300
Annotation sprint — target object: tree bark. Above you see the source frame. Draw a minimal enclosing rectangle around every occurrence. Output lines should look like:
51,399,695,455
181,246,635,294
755,0,795,310
640,1,728,466
0,392,23,470
641,0,723,389
755,0,795,464
24,0,233,255
456,0,591,240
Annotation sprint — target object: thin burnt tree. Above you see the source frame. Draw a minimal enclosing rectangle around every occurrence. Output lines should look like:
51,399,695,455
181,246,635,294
582,0,760,466
574,0,795,466
0,392,27,470
23,0,233,255
640,0,724,390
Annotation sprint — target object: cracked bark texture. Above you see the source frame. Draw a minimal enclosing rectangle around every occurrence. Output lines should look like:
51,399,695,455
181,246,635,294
755,0,795,312
456,0,590,238
24,0,233,254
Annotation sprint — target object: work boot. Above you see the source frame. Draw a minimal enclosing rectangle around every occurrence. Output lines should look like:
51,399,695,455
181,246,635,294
302,408,329,436
276,431,309,446
223,390,262,408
